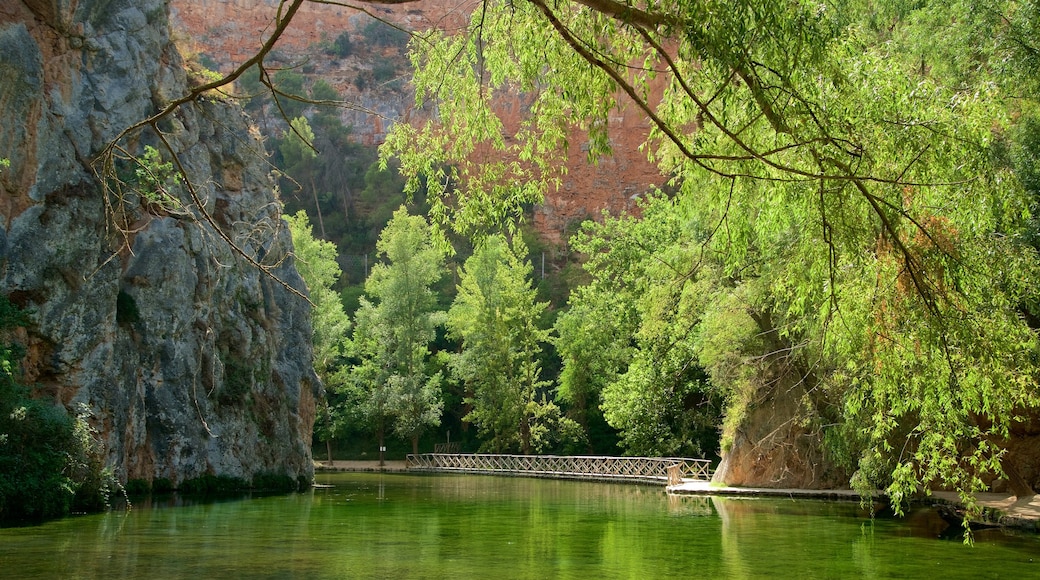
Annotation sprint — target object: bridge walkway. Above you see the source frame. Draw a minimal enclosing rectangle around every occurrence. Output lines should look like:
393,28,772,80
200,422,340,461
405,453,713,485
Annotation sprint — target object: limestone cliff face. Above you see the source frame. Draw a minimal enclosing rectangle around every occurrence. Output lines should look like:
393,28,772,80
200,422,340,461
0,0,319,485
169,0,666,244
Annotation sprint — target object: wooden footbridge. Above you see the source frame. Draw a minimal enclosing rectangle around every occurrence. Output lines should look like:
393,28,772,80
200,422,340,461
405,453,713,485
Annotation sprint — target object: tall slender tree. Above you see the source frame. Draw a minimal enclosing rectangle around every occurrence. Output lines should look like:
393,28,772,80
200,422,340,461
350,207,445,460
447,235,553,454
285,211,350,462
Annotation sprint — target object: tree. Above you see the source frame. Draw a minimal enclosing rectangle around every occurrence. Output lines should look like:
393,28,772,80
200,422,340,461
330,31,354,58
447,234,572,454
349,207,445,459
380,0,1040,519
272,69,307,120
279,116,317,169
285,211,351,462
556,196,723,457
279,117,331,239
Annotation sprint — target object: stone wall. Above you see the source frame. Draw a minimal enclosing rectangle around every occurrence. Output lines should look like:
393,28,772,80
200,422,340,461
0,0,318,486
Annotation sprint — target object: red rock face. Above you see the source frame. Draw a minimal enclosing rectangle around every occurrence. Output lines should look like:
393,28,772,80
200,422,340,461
169,0,665,243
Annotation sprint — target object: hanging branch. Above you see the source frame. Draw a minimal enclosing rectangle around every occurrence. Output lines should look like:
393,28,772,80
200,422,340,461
93,0,309,301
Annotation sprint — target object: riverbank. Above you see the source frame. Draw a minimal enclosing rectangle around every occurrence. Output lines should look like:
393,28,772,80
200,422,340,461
668,480,1040,532
931,490,1040,531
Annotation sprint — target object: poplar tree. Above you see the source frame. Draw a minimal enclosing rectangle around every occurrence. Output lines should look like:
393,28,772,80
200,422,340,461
285,211,350,462
350,207,445,459
447,235,556,454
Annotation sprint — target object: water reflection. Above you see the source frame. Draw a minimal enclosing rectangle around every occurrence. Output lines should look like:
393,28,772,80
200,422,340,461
1,474,1037,579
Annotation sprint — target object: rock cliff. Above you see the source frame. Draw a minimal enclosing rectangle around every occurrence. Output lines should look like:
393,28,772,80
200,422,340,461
0,0,319,486
169,0,666,244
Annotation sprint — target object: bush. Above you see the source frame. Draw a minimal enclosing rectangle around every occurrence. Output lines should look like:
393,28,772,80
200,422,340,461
0,297,115,522
0,397,79,521
372,60,398,84
360,18,409,48
331,31,354,58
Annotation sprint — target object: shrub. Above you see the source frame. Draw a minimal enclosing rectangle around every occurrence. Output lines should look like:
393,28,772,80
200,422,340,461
0,297,116,523
331,31,354,57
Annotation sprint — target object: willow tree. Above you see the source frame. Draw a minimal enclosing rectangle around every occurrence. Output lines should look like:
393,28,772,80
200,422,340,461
379,0,1040,514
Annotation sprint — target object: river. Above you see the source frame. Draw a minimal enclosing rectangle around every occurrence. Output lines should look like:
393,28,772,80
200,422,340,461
2,472,1037,578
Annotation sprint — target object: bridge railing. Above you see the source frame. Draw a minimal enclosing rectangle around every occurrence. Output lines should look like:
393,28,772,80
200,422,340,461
405,453,713,483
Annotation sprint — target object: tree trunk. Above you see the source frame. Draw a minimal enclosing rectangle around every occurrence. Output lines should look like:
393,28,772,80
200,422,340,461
311,177,326,239
521,413,531,455
412,434,419,456
378,427,385,467
1002,454,1036,498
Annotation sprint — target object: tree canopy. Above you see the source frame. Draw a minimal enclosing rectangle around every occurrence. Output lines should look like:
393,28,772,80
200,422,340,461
379,0,1040,514
447,234,579,453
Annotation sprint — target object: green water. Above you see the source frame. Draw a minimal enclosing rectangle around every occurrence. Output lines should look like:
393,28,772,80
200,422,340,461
2,473,1038,579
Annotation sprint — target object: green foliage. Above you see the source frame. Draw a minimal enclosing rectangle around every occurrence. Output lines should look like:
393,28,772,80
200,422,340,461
310,79,340,103
360,18,410,49
372,60,400,85
557,196,723,457
331,31,354,58
286,211,350,376
447,235,577,453
235,65,266,113
286,211,352,447
347,208,446,451
279,117,317,170
386,0,1040,517
265,98,401,281
132,145,182,211
0,297,115,522
272,70,307,119
526,395,587,454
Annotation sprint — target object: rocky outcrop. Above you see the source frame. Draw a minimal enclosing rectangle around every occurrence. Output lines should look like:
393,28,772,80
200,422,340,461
0,0,318,486
711,381,848,490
